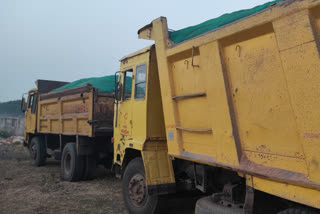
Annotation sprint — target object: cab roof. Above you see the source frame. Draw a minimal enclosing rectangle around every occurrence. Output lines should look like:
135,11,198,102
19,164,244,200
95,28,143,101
120,45,153,61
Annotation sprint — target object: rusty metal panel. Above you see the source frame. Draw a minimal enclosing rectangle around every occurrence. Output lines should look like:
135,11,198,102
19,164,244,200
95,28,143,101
93,93,114,134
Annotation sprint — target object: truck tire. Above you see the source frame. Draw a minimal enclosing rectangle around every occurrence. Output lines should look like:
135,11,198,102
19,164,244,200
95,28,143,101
195,196,243,214
278,208,319,214
29,136,46,166
82,155,96,180
122,157,166,214
60,143,85,181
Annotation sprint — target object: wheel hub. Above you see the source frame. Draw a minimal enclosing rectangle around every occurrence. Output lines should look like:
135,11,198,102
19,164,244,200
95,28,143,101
128,173,146,207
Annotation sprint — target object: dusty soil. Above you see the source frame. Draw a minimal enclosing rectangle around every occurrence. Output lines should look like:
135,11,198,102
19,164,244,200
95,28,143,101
0,144,126,214
0,142,199,214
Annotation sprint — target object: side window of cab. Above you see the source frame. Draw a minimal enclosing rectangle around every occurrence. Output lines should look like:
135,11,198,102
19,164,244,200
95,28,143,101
135,64,146,100
28,94,34,109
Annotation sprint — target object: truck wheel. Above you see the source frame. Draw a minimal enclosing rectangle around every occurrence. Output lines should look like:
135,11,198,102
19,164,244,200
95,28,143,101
60,143,84,181
29,136,46,166
195,196,243,214
82,155,96,180
122,157,165,214
278,208,319,214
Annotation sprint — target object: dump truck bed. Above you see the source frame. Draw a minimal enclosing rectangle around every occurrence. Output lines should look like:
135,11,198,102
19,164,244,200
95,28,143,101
139,0,320,209
38,86,113,137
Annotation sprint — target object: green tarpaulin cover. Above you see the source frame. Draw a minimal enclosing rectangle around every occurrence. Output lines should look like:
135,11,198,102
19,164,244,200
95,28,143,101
52,75,132,94
169,0,281,44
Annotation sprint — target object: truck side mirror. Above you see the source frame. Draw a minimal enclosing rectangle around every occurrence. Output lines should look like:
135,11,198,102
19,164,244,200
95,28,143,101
21,97,27,112
114,71,121,101
115,82,123,101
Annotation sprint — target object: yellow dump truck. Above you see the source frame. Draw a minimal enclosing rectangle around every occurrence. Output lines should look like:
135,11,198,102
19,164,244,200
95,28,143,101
114,0,320,213
22,79,114,181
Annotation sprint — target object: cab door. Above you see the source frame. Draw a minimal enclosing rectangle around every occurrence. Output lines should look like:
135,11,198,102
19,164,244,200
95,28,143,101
119,69,133,137
114,69,134,163
25,92,38,134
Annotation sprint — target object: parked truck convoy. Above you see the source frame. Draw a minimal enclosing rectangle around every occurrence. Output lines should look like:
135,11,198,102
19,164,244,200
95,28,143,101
22,0,320,213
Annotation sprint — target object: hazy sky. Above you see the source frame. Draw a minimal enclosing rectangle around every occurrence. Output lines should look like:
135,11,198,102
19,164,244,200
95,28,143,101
0,0,270,102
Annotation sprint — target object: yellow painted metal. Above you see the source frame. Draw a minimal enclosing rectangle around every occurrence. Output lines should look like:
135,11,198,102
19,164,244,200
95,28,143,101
24,89,38,137
24,86,113,140
37,90,93,136
114,45,174,186
138,0,320,209
246,175,320,209
142,141,175,186
114,48,149,163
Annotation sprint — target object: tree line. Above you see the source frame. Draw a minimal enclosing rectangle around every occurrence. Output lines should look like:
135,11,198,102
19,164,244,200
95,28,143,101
0,100,24,117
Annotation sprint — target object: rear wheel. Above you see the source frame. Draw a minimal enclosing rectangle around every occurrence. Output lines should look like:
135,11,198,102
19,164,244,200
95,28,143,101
122,157,166,214
60,143,84,181
29,136,46,166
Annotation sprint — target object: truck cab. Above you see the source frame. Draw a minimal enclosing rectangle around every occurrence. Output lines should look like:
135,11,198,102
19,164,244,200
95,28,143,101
22,80,69,145
114,45,176,213
21,89,38,142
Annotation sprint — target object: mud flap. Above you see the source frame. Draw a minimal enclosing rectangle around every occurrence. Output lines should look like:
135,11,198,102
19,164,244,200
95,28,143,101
141,141,176,195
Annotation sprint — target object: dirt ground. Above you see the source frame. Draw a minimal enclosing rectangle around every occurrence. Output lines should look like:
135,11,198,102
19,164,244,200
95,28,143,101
0,142,199,214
